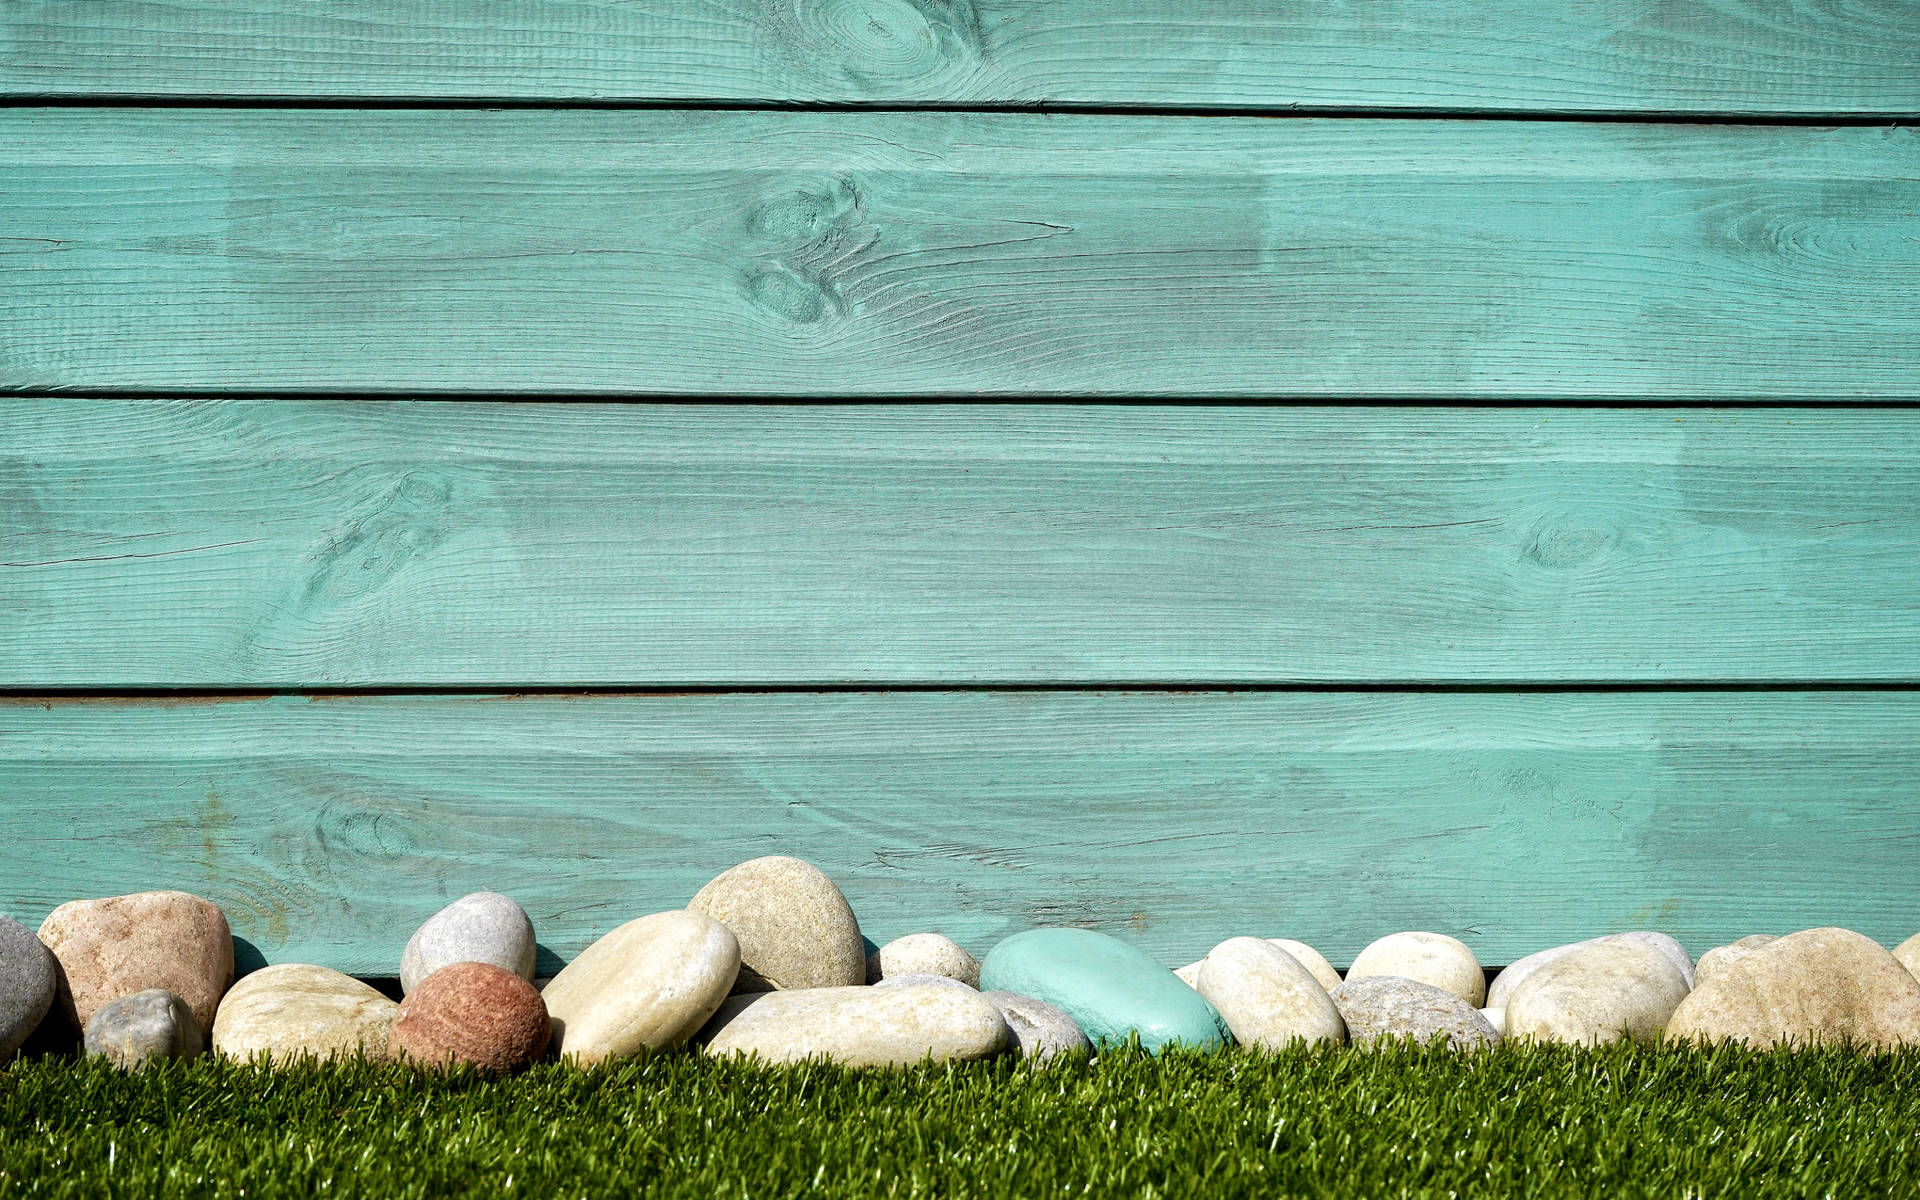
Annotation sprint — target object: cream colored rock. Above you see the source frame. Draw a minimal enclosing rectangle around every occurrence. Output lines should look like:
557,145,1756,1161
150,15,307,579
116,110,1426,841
1174,961,1203,988
1505,939,1690,1045
542,910,739,1064
688,856,864,992
1479,1006,1506,1036
1346,932,1484,1006
1194,937,1344,1048
212,965,396,1064
1897,933,1920,983
1665,927,1920,1050
1488,932,1693,1008
867,933,980,988
702,984,1009,1067
1695,935,1777,989
1266,940,1343,992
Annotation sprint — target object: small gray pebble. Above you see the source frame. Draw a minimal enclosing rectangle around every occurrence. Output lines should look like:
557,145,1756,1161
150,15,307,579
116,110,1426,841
84,989,202,1068
401,892,537,994
1330,976,1499,1050
0,914,56,1057
873,973,977,993
981,991,1091,1060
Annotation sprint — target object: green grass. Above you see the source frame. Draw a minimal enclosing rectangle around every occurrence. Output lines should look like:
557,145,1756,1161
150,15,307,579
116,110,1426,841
4,1043,1918,1199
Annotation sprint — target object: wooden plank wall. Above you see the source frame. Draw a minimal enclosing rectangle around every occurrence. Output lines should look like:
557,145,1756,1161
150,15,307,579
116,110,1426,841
2,1,1917,975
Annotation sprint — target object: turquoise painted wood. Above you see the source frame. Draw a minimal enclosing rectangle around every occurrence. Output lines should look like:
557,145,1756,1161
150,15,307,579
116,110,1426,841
2,691,1917,976
4,0,1918,115
7,400,1920,687
7,112,1920,397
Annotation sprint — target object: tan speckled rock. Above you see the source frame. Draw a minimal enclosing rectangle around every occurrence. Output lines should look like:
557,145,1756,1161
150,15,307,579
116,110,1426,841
37,891,233,1036
212,965,396,1063
1695,935,1778,989
1330,977,1498,1050
1489,933,1693,1008
391,962,549,1073
702,984,1008,1067
688,856,864,992
867,933,980,988
1896,933,1920,983
1346,932,1484,1006
543,910,739,1064
1194,937,1344,1048
1665,927,1920,1050
1505,939,1690,1045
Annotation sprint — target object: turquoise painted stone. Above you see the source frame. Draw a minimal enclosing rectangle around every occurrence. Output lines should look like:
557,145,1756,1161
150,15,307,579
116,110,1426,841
979,929,1227,1053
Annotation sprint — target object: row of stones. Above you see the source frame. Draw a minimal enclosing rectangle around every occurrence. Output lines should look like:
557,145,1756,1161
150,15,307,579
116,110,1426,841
5,856,1920,1070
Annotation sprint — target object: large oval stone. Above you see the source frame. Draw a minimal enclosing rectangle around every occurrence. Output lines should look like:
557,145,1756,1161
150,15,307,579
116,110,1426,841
542,910,739,1064
1194,937,1344,1049
1488,932,1693,1008
212,965,397,1063
1695,935,1777,988
0,913,56,1057
979,929,1226,1052
1896,932,1920,982
701,984,1008,1067
400,892,537,994
1665,927,1920,1050
1330,976,1499,1049
391,962,549,1073
37,891,233,1036
1346,932,1484,1007
1505,938,1690,1045
84,989,202,1068
688,856,865,992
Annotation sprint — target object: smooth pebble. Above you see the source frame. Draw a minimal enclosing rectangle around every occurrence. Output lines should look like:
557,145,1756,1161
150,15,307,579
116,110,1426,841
1194,937,1344,1048
391,962,549,1072
0,914,56,1057
400,892,537,994
38,891,233,1036
212,965,396,1063
1505,939,1690,1045
1488,932,1694,1008
84,989,201,1068
867,933,980,988
688,856,865,992
1665,927,1920,1050
542,910,739,1064
979,929,1226,1053
702,984,1008,1067
1346,932,1485,1006
1695,935,1778,989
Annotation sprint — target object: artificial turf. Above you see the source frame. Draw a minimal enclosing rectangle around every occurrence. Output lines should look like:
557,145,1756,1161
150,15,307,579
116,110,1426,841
3,1042,1917,1199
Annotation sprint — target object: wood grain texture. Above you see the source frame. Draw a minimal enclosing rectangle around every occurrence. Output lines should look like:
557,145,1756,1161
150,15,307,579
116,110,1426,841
4,0,1919,114
6,111,1919,397
2,691,1915,974
7,401,1920,687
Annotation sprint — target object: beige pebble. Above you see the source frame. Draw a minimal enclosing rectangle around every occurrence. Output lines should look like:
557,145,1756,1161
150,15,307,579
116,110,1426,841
38,891,233,1036
1695,935,1778,989
1665,927,1920,1050
867,933,980,988
212,965,396,1064
688,856,864,992
543,910,739,1065
1194,937,1344,1048
1505,939,1690,1045
1346,932,1484,1006
702,984,1008,1067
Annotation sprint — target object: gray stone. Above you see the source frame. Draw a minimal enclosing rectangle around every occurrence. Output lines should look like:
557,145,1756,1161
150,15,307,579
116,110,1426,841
1489,932,1694,1008
1505,939,1690,1045
702,984,1008,1067
1330,976,1500,1049
401,892,537,995
1194,937,1345,1049
1696,935,1778,989
84,989,202,1068
981,991,1090,1060
0,914,56,1057
688,856,865,993
1346,932,1485,1006
873,972,977,993
866,933,981,987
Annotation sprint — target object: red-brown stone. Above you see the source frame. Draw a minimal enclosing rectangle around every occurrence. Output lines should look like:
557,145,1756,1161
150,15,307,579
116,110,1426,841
37,891,234,1037
389,961,550,1072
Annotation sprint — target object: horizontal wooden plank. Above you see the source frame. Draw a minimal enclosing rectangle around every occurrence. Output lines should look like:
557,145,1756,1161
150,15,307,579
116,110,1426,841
6,112,1919,397
7,401,1920,687
1,691,1915,975
4,1,1918,115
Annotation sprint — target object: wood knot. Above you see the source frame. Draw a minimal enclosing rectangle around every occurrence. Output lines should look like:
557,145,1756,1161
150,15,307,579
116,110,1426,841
1520,514,1620,569
800,0,985,82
